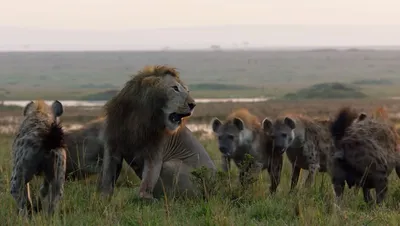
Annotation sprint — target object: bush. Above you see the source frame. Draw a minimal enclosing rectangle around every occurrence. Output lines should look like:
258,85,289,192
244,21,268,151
283,82,367,100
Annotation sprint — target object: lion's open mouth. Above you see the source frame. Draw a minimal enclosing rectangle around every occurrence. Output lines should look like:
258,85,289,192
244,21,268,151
169,112,192,124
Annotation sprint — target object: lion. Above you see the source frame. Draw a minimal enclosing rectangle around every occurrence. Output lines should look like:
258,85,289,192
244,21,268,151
64,117,105,180
98,65,216,200
330,107,400,204
211,108,282,193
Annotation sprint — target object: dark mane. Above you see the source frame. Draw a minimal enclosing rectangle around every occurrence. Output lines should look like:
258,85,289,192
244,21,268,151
104,65,181,158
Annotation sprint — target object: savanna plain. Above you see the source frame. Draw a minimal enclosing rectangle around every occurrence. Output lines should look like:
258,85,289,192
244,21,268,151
2,50,400,225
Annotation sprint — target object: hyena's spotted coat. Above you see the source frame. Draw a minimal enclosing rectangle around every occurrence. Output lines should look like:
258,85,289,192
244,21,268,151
10,100,66,217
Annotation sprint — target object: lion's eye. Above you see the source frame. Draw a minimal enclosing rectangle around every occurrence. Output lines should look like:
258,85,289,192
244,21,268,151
172,86,179,92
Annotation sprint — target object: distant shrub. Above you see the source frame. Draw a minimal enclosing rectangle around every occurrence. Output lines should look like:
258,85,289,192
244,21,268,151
283,82,367,100
352,79,392,85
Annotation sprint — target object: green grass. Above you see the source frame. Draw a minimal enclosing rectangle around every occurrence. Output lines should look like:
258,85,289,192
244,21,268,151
1,134,400,225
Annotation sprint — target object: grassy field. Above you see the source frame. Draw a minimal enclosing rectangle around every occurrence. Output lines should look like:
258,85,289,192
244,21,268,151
2,49,400,225
2,50,400,99
1,133,400,225
2,100,400,225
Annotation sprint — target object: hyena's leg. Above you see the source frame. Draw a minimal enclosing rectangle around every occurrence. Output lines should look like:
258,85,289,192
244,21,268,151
375,176,389,205
99,143,123,197
10,145,44,215
10,147,44,217
305,163,320,187
10,166,31,216
331,163,346,204
41,148,67,215
290,165,301,191
362,187,373,204
268,156,283,194
221,155,231,172
139,152,163,200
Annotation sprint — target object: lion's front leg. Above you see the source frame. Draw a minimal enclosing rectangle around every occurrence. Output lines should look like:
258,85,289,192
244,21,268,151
139,153,163,200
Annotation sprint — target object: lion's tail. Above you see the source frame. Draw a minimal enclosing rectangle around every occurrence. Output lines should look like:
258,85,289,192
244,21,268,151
330,107,358,145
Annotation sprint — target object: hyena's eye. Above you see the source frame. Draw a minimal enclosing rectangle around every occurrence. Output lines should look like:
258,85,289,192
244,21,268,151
281,133,287,138
227,135,234,140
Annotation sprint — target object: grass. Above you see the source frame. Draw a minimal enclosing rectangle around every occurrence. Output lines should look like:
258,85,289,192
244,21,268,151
1,132,400,225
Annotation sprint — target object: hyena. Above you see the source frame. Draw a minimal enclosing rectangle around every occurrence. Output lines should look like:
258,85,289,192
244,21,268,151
330,107,400,204
10,100,66,216
263,114,334,191
211,108,282,193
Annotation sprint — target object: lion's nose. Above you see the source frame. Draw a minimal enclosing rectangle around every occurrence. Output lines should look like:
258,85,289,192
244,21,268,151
188,103,196,110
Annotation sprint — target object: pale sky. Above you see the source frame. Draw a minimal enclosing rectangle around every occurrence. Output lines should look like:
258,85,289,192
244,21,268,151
2,0,400,50
2,0,400,30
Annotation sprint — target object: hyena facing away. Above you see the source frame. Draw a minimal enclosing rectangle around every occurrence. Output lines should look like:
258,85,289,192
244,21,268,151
10,100,66,217
263,114,334,191
330,107,400,204
211,108,283,193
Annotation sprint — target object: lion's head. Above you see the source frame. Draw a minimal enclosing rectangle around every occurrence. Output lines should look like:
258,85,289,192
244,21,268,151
158,70,196,132
104,65,196,156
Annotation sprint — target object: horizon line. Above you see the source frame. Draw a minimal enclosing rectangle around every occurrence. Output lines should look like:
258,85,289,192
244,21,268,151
2,45,400,53
2,24,400,32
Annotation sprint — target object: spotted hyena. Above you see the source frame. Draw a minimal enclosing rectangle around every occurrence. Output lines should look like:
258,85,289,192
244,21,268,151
211,109,281,193
263,114,334,191
330,107,400,204
10,100,66,217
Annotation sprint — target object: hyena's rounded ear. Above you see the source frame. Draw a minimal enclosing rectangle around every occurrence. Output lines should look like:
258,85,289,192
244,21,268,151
211,117,222,133
23,101,34,116
357,112,367,121
262,117,273,133
233,117,245,131
284,117,296,130
52,100,64,117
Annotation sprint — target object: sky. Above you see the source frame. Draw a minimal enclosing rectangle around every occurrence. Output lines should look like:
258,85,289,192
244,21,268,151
1,0,400,50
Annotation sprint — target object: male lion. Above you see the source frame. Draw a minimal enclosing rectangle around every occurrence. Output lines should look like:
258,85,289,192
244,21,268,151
211,109,282,193
330,107,400,204
64,117,105,180
99,65,216,200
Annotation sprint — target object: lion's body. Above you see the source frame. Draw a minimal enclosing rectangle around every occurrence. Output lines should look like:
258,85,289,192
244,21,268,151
10,100,66,217
64,117,105,180
99,65,216,200
264,114,334,190
212,109,282,193
126,126,216,198
330,107,400,204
